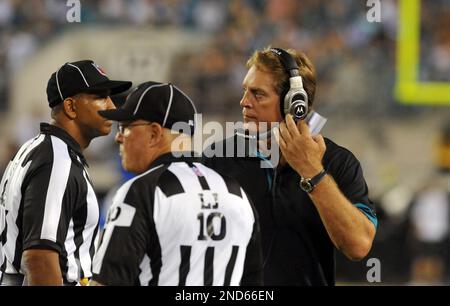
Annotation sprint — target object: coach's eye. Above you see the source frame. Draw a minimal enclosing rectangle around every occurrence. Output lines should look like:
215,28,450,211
255,93,264,100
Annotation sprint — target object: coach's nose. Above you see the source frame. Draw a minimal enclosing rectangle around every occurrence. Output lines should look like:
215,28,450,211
240,90,253,109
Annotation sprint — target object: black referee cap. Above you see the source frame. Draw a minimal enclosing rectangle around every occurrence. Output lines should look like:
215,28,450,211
46,60,132,108
98,81,197,135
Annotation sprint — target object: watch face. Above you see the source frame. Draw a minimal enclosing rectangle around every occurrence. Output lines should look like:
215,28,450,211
300,179,313,193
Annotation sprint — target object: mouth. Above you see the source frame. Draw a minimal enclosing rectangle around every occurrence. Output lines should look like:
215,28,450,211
243,114,256,122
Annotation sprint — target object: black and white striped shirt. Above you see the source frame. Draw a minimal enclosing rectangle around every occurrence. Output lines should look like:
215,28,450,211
92,153,262,286
0,123,99,283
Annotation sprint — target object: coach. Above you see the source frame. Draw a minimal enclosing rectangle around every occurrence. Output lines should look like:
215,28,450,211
204,47,377,285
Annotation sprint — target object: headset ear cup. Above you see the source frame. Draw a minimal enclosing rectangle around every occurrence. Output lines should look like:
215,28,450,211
284,92,292,118
271,48,309,120
286,89,309,121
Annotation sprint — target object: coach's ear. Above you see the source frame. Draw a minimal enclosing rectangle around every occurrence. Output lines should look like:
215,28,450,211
148,122,164,147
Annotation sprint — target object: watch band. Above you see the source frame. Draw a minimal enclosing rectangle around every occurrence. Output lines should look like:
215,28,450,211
299,169,327,193
309,169,327,186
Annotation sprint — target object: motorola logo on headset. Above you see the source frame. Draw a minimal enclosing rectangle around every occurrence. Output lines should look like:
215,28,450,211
270,48,309,121
294,103,306,118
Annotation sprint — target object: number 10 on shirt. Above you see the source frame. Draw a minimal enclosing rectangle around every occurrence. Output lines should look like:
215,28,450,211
197,192,226,241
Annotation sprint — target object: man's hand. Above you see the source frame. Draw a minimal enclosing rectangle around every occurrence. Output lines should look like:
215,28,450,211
273,114,326,178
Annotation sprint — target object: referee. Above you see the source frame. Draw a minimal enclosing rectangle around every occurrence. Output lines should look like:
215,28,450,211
0,60,131,285
90,82,262,286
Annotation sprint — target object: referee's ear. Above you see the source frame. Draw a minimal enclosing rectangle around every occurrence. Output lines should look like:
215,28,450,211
148,122,164,147
61,97,77,120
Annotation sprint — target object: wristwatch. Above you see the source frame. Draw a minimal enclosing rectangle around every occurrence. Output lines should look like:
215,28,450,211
299,169,327,193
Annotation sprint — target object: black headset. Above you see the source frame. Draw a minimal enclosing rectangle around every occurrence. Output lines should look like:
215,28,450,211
270,48,309,121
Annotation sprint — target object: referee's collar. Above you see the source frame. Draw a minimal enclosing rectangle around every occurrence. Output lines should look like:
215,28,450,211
40,123,85,163
149,152,202,168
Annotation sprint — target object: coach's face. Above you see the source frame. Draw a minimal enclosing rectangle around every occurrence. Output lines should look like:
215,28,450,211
73,92,115,137
115,120,154,174
240,65,283,132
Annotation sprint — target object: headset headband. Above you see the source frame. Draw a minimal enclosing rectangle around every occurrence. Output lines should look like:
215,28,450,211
270,48,299,77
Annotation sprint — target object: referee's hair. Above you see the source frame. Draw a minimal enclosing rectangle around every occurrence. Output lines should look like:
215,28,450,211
51,102,64,119
246,46,317,108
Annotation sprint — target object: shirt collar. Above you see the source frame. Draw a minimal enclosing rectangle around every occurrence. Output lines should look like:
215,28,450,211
40,122,87,165
149,151,202,169
233,133,274,161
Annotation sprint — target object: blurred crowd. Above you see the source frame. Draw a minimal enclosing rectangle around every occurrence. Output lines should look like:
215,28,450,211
0,0,448,114
0,0,449,284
